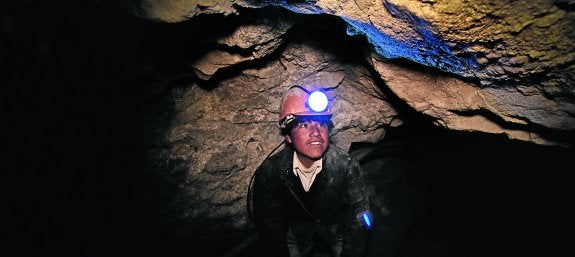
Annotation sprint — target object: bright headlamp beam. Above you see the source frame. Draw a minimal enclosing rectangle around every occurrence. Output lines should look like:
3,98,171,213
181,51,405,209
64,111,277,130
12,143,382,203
307,91,328,112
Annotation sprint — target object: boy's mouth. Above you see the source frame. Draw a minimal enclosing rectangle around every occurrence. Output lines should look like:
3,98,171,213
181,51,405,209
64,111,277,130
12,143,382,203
308,140,324,146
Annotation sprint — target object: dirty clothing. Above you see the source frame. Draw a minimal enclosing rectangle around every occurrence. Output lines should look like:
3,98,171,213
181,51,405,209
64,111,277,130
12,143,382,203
253,144,372,257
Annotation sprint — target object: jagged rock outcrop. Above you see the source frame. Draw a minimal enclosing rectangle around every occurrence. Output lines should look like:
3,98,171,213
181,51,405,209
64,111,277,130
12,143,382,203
121,0,575,146
138,17,399,243
117,0,575,251
5,1,575,256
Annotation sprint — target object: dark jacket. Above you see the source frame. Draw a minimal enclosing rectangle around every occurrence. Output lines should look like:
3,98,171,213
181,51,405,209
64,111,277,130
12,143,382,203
253,144,372,257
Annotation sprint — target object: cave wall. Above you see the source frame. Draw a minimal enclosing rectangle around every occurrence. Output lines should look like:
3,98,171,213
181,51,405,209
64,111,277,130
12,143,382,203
117,0,575,250
135,12,400,250
3,0,575,256
120,0,575,147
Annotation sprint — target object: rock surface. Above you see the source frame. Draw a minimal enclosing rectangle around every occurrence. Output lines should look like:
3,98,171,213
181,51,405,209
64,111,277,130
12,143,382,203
121,0,575,146
115,0,575,253
5,1,574,256
137,16,400,246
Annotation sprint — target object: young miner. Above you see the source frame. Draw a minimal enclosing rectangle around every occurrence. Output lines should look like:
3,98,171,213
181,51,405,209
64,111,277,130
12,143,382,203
252,86,372,257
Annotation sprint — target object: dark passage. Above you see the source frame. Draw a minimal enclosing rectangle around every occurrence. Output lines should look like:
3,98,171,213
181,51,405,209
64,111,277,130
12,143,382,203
235,122,574,257
3,1,574,257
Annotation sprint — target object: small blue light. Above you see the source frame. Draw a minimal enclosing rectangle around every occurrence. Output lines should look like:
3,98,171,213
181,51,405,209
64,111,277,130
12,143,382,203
308,91,328,112
362,211,372,229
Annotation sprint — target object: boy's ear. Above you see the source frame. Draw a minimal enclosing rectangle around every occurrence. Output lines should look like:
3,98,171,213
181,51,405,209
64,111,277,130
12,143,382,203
285,134,292,144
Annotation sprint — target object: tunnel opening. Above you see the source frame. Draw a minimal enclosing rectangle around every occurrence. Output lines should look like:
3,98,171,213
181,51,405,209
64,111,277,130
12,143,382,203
230,117,574,257
4,1,574,257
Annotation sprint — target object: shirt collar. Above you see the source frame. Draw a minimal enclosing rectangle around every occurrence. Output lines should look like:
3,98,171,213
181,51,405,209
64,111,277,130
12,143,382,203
292,152,322,176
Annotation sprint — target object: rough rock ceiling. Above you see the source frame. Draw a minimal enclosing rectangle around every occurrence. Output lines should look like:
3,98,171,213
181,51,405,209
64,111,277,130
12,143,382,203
109,0,575,254
4,1,573,256
119,0,575,147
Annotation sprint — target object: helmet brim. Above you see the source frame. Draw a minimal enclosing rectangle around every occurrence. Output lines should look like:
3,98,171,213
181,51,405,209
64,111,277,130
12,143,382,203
292,111,332,118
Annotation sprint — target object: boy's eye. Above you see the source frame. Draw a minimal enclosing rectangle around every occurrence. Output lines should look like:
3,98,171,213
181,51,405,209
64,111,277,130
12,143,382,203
296,121,328,129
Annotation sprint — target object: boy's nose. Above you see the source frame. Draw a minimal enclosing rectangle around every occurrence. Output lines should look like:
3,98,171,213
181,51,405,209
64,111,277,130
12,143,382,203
309,123,320,135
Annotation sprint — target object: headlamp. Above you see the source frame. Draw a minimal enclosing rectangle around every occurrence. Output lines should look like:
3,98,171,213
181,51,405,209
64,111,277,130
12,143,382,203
307,91,328,113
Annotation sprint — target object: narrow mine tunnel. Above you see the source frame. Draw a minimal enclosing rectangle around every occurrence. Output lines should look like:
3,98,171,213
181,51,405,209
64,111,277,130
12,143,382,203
3,1,574,257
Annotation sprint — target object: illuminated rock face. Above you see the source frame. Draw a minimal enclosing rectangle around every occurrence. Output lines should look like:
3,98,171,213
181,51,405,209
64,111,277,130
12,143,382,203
4,1,574,256
121,0,575,146
137,14,399,248
116,0,574,253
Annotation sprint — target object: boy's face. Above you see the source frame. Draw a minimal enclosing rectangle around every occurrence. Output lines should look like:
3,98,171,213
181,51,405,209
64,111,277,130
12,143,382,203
285,117,330,165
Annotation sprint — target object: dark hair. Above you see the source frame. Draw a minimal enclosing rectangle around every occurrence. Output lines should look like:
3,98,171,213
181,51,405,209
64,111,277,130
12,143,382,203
281,115,334,135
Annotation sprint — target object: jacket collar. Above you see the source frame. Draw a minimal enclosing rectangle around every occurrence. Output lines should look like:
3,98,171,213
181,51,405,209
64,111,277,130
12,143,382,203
278,144,334,185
